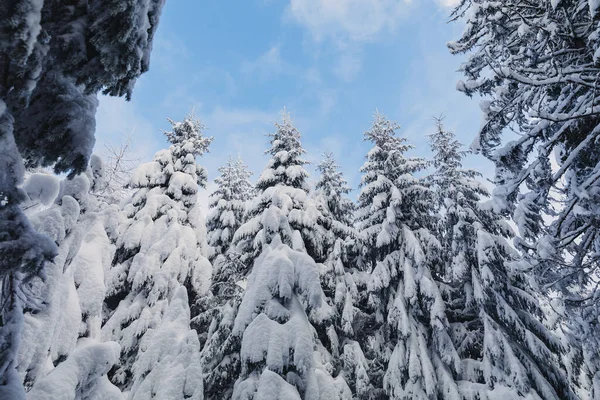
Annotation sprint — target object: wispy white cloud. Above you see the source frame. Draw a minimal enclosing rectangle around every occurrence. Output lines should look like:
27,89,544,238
152,34,191,72
205,107,274,132
316,89,337,116
194,67,237,99
285,0,404,82
286,0,411,44
285,0,458,81
241,45,287,80
332,50,362,82
160,86,204,113
304,67,322,84
239,45,339,117
157,67,237,120
437,0,460,8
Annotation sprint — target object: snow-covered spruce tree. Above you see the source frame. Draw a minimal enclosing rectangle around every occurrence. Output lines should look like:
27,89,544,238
200,156,254,399
449,1,600,394
314,153,371,398
314,153,355,291
355,112,460,399
0,2,166,396
315,152,354,234
16,172,81,390
0,12,55,392
231,109,328,269
206,156,254,262
102,114,212,398
234,156,255,210
202,111,339,399
429,120,575,399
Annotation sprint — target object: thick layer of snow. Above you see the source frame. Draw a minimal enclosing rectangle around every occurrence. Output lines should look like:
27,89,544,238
27,339,122,400
232,239,340,398
129,288,203,400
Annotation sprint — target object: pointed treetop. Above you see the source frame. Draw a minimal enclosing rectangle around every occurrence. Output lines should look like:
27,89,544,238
223,154,236,170
164,111,214,158
213,156,236,201
256,109,309,191
316,151,354,228
211,154,254,204
427,117,487,206
234,155,252,173
280,106,292,124
364,110,407,150
316,152,351,195
428,116,465,173
360,111,416,183
318,151,336,170
267,107,303,156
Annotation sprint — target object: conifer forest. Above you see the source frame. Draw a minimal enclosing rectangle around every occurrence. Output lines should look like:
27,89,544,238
2,1,600,399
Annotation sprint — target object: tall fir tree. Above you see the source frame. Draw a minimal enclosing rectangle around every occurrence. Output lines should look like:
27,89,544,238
314,153,371,398
206,156,254,262
449,0,600,394
314,153,355,296
355,112,460,399
429,119,575,399
315,152,354,233
200,156,254,399
231,109,328,269
202,110,345,399
102,114,211,398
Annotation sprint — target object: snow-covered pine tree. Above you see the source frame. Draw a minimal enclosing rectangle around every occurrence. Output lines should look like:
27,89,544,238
233,156,255,211
0,12,56,390
17,172,84,389
449,1,600,395
315,153,354,234
102,114,212,398
202,110,344,399
231,109,328,269
429,119,575,399
314,153,355,294
355,111,460,399
206,156,254,262
314,152,371,398
0,2,166,395
200,156,254,399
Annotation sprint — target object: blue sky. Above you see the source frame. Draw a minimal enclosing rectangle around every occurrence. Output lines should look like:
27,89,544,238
95,0,492,209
